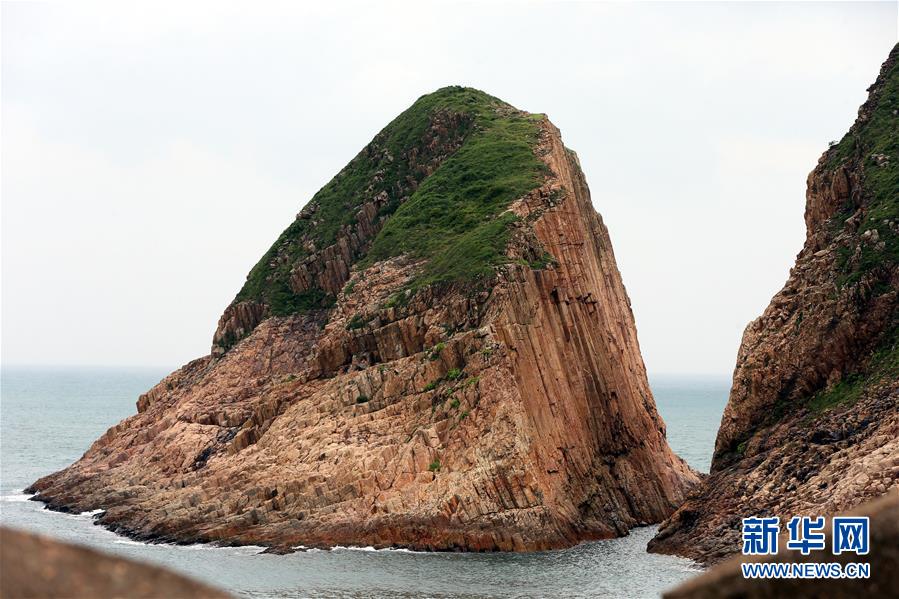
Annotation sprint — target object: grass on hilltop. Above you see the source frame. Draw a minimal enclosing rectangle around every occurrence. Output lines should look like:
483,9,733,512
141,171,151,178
828,51,899,288
235,86,546,315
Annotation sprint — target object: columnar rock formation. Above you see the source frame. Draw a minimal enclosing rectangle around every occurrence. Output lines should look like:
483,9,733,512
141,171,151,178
29,87,697,552
649,44,899,564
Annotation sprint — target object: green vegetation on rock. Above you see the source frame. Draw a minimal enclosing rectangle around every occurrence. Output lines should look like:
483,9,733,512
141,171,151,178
807,323,899,414
346,313,374,330
428,343,446,361
363,94,545,289
828,52,899,287
811,48,899,417
234,86,546,315
263,282,334,317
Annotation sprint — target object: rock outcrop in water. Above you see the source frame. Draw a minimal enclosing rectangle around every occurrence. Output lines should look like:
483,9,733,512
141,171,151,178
649,44,899,564
29,87,697,552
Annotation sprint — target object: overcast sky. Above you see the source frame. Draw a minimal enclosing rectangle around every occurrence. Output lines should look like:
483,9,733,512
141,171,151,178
2,1,896,375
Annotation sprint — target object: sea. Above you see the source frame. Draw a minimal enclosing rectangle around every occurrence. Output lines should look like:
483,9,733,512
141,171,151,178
0,366,729,598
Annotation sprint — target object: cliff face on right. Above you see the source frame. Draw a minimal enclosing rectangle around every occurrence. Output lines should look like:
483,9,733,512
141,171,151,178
650,43,899,564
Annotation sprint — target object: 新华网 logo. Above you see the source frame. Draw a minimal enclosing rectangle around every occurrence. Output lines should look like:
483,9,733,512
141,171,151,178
740,515,870,579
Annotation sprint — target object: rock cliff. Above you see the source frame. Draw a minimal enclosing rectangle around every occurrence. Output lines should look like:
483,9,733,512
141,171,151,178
649,45,899,563
29,87,697,552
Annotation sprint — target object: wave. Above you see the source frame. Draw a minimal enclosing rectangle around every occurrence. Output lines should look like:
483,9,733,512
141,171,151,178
8,494,266,555
110,536,267,554
329,545,427,554
56,508,105,523
10,495,441,557
112,538,148,547
102,533,267,555
0,492,34,503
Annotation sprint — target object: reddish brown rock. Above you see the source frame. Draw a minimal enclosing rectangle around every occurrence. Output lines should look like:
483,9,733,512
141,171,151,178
0,527,230,599
649,44,899,564
29,92,697,552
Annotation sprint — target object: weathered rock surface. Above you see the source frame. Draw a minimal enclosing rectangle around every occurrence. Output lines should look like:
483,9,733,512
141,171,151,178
649,44,899,563
29,88,697,552
0,527,230,598
662,492,899,598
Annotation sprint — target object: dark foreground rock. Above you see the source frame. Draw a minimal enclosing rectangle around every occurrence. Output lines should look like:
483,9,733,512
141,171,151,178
0,527,230,598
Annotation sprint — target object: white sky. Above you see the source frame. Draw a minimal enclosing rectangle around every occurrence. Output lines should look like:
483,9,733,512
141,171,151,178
2,1,896,374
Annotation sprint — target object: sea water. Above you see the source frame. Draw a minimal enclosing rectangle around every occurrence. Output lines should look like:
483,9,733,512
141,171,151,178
0,367,727,598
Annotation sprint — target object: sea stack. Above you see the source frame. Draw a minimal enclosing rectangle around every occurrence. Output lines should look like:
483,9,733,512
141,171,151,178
30,87,697,552
649,45,899,563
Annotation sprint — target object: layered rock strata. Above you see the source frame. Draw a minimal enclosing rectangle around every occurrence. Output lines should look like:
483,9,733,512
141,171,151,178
649,44,899,563
30,88,697,552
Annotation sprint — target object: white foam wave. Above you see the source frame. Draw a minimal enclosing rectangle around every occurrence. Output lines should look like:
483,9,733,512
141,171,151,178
0,493,34,503
112,538,148,546
59,508,105,522
330,544,427,554
111,537,267,554
228,546,267,556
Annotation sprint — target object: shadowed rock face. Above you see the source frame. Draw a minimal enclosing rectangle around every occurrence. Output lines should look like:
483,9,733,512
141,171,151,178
649,45,899,564
0,527,230,599
29,88,697,552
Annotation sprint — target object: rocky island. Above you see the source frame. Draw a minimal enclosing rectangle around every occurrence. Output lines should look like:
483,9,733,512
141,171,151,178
649,44,899,564
29,87,697,552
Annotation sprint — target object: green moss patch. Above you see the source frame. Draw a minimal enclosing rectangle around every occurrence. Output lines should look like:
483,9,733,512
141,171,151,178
829,50,899,287
807,323,899,415
363,94,545,290
234,86,545,316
